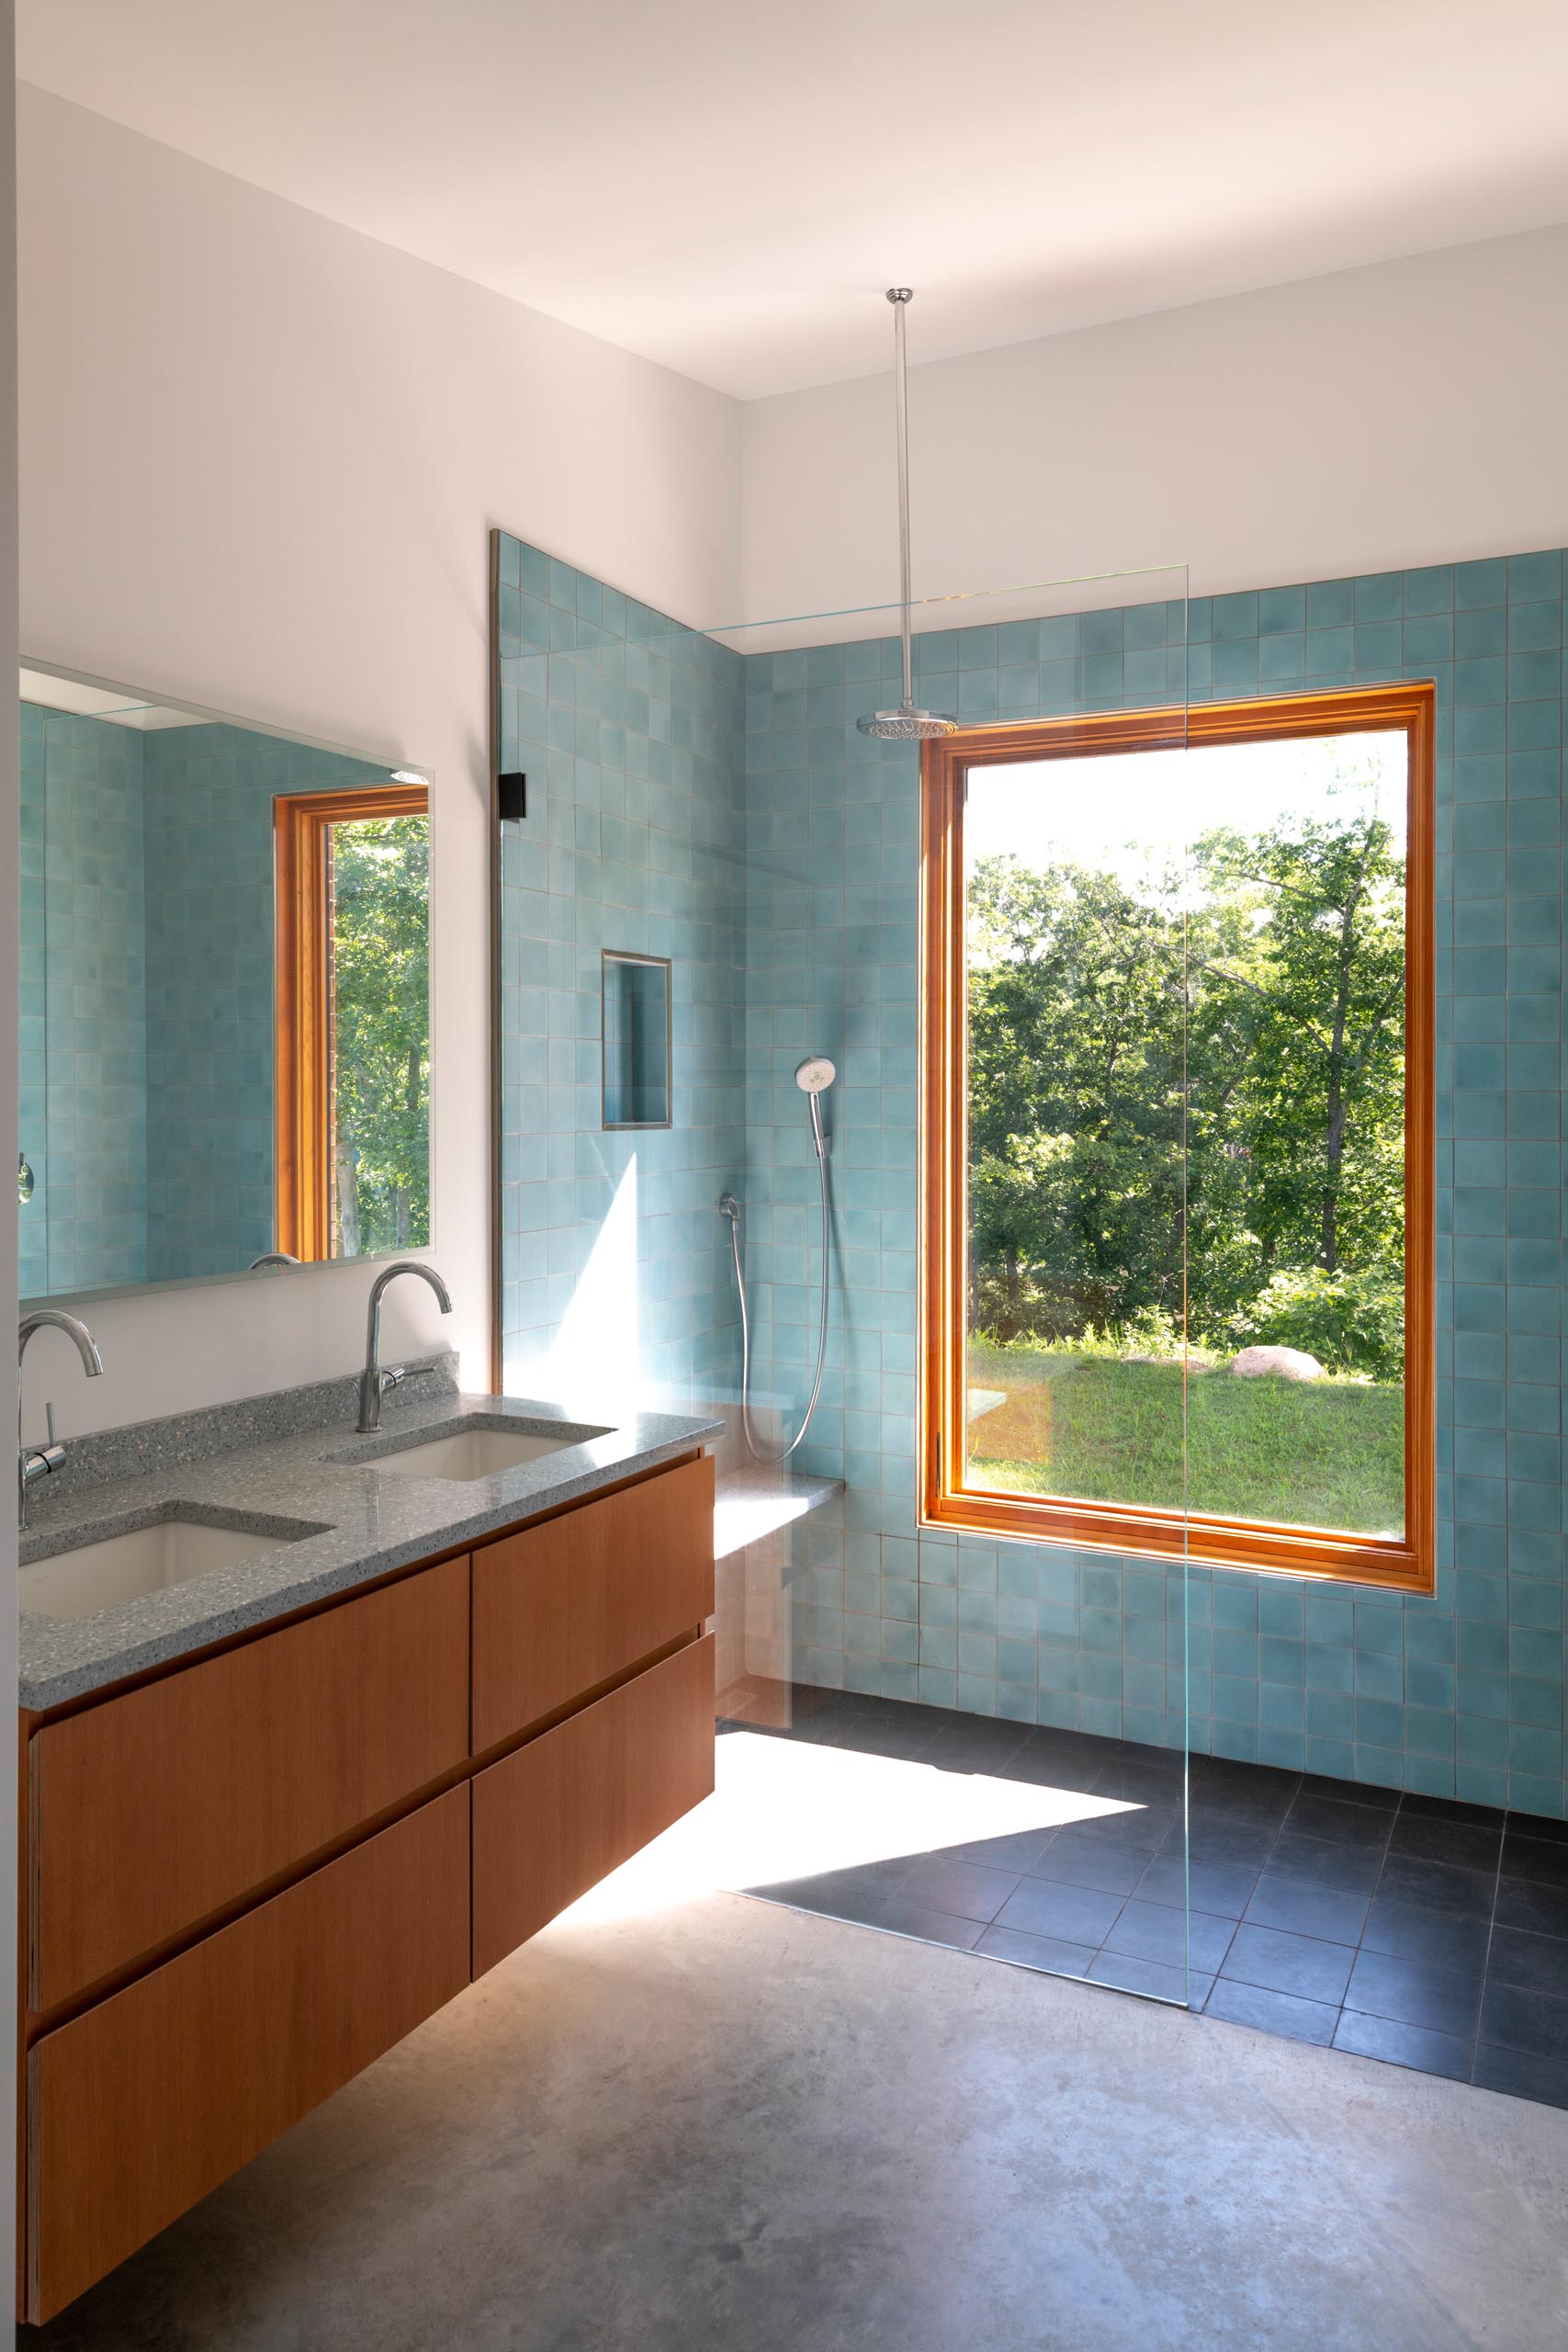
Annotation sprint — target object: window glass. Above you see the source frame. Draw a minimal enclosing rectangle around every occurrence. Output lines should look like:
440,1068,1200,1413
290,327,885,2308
326,811,431,1257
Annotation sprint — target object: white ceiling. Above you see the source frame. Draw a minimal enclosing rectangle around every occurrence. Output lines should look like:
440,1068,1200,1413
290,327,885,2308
19,0,1568,400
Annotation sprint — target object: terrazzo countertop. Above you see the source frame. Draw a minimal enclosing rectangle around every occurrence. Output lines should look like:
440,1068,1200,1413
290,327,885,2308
18,1385,723,1712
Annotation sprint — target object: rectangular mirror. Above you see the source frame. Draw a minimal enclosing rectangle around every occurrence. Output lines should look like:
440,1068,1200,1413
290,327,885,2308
17,663,434,1306
602,951,671,1129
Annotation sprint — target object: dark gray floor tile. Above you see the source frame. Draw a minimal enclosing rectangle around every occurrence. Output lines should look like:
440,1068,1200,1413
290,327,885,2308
1134,1852,1260,1920
1500,1834,1568,1892
1089,1952,1209,2005
993,1876,1124,1947
949,1826,1058,1874
1187,1819,1281,1869
923,1723,1032,1775
1493,1874,1568,1939
1202,1976,1339,2046
1070,1802,1179,1852
1375,1851,1496,1920
1400,1792,1506,1829
1479,1979,1568,2062
1103,1899,1235,1974
803,1695,941,1761
1190,1790,1295,1838
1344,1947,1483,2039
1243,1871,1370,1946
1485,1925,1568,2000
1286,1792,1394,1848
1267,1830,1384,1894
1506,1807,1568,1847
1472,2041,1568,2109
975,1923,1096,1976
1222,1923,1356,2006
1028,1830,1148,1898
789,1690,881,1740
1002,1745,1107,1794
1112,1737,1190,1771
1092,1764,1187,1810
1201,1759,1300,1805
1333,2008,1473,2082
1297,1770,1397,1808
1359,1894,1494,1973
1386,1811,1501,1873
750,1861,911,1923
828,1715,943,1761
870,1895,987,1951
897,1855,1021,1925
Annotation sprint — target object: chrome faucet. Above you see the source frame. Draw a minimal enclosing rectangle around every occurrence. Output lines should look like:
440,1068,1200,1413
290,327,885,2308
357,1261,453,1432
248,1250,300,1271
18,1309,104,1531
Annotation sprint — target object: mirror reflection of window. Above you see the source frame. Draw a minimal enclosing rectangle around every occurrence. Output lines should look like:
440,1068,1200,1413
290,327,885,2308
275,786,431,1261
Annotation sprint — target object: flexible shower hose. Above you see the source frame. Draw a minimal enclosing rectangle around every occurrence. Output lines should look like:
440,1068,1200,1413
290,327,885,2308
725,1148,832,1466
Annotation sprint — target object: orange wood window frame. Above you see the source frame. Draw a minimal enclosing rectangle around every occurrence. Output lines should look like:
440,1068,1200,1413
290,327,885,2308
274,784,429,1260
919,683,1436,1593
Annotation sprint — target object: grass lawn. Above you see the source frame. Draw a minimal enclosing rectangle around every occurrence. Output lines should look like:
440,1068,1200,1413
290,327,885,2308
967,1340,1404,1535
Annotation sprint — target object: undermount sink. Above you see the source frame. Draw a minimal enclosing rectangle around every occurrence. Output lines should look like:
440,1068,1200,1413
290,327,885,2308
19,1516,314,1622
359,1427,596,1480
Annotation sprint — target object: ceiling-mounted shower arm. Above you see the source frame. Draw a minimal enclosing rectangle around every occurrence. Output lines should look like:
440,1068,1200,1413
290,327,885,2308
888,287,914,710
856,290,955,741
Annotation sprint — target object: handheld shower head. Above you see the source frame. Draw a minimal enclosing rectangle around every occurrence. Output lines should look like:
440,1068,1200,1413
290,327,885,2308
795,1056,835,1160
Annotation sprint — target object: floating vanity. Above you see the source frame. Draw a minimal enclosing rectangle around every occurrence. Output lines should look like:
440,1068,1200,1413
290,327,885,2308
14,1361,721,2323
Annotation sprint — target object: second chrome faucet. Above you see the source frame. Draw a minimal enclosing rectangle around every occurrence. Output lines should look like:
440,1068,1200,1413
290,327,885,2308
357,1261,453,1432
17,1307,104,1531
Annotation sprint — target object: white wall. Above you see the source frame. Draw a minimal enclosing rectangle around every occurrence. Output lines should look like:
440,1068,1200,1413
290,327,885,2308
18,86,740,1435
741,225,1568,625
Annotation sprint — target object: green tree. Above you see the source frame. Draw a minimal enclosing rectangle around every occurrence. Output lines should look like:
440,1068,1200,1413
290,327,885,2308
331,814,431,1256
966,854,1189,1338
964,798,1406,1368
1192,812,1405,1281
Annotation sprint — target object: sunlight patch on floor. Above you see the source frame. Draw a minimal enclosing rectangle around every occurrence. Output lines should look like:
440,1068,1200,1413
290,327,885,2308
558,1730,1140,1926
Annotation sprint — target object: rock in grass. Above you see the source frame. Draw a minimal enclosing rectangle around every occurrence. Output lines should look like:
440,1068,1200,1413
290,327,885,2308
1228,1345,1324,1382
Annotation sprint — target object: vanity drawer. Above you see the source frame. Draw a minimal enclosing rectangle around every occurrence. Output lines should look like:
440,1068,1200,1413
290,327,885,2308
28,1555,470,2012
471,1632,714,1976
26,1783,470,2325
470,1453,713,1750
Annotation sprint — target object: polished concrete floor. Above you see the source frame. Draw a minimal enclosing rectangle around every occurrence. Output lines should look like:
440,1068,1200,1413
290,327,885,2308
28,1872,1568,2348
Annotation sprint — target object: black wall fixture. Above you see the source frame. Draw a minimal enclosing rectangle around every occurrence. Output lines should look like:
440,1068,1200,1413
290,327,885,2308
497,771,527,822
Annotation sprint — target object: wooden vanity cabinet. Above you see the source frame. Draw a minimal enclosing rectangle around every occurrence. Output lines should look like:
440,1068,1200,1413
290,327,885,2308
472,1451,714,1749
28,1788,471,2324
473,1632,715,1973
18,1447,716,2324
28,1554,471,2013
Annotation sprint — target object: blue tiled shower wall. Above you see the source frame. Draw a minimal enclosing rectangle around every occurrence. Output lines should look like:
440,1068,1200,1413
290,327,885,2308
17,705,386,1292
141,725,385,1279
19,705,149,1295
493,535,746,1402
498,537,1568,1820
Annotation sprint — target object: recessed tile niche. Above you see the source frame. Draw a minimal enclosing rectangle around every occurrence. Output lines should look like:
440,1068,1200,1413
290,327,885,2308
602,951,671,1129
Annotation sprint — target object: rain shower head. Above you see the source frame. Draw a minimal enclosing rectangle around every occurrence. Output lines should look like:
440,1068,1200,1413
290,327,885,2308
795,1056,836,1093
858,704,958,741
857,288,956,742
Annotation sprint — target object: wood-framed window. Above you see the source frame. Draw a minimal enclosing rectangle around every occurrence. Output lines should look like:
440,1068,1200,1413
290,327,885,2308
920,683,1435,1593
274,783,431,1261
